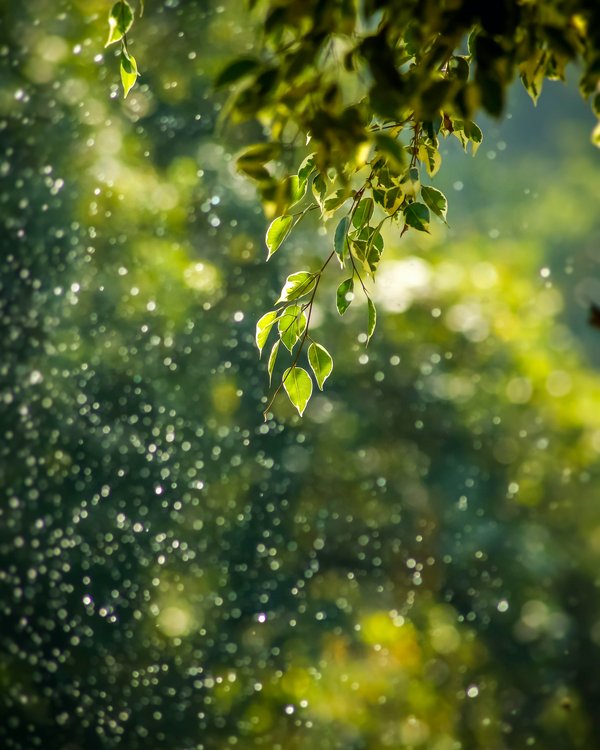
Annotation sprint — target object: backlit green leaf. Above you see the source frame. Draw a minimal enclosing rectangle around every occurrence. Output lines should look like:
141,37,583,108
276,271,315,304
403,202,430,232
255,310,278,355
267,340,279,384
334,216,349,266
336,277,354,315
266,215,293,259
106,1,134,47
284,175,306,209
324,188,350,213
297,153,316,187
454,120,483,155
367,297,377,344
417,143,442,176
282,366,313,416
278,304,305,352
463,120,483,154
308,343,333,390
352,197,374,229
421,185,448,223
120,52,138,98
312,173,327,210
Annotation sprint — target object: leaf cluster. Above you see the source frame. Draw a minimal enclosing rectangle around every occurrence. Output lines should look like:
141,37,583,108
105,0,600,416
216,0,599,416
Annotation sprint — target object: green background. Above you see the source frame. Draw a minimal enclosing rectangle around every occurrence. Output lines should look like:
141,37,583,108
1,2,600,748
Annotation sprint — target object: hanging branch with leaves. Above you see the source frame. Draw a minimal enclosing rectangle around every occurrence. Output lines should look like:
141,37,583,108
105,0,600,417
105,0,142,98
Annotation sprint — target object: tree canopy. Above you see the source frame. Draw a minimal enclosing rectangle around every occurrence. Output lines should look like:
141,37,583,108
108,0,600,416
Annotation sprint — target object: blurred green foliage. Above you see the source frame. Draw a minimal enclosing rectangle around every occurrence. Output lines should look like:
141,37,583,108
1,2,600,750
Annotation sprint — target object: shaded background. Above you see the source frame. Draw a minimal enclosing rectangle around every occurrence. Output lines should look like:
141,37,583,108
1,1,600,748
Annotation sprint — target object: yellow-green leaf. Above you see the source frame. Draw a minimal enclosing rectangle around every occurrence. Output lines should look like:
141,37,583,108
106,0,134,47
336,277,354,315
308,343,333,390
324,188,350,213
276,271,315,304
120,52,138,99
297,153,316,188
417,143,442,176
334,215,349,266
463,120,483,155
312,173,327,210
367,297,377,345
256,310,278,355
278,304,305,352
352,197,374,229
267,340,280,384
421,185,448,223
266,215,293,259
282,366,313,416
283,175,306,210
403,202,430,232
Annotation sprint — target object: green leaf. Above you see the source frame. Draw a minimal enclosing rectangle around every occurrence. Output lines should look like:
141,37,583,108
334,216,349,266
519,50,546,104
255,310,278,355
450,55,470,82
284,175,306,210
282,366,313,416
403,202,430,232
417,143,442,176
267,340,279,384
276,271,315,304
467,28,478,57
367,297,377,345
214,58,260,89
324,188,350,213
266,215,293,259
352,197,374,229
421,185,448,223
381,184,404,213
106,1,134,47
297,153,316,187
312,173,327,210
278,304,305,352
375,133,406,170
120,51,138,99
463,120,483,154
351,225,384,277
399,167,420,199
308,343,333,390
365,230,384,276
336,277,354,315
454,120,483,155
